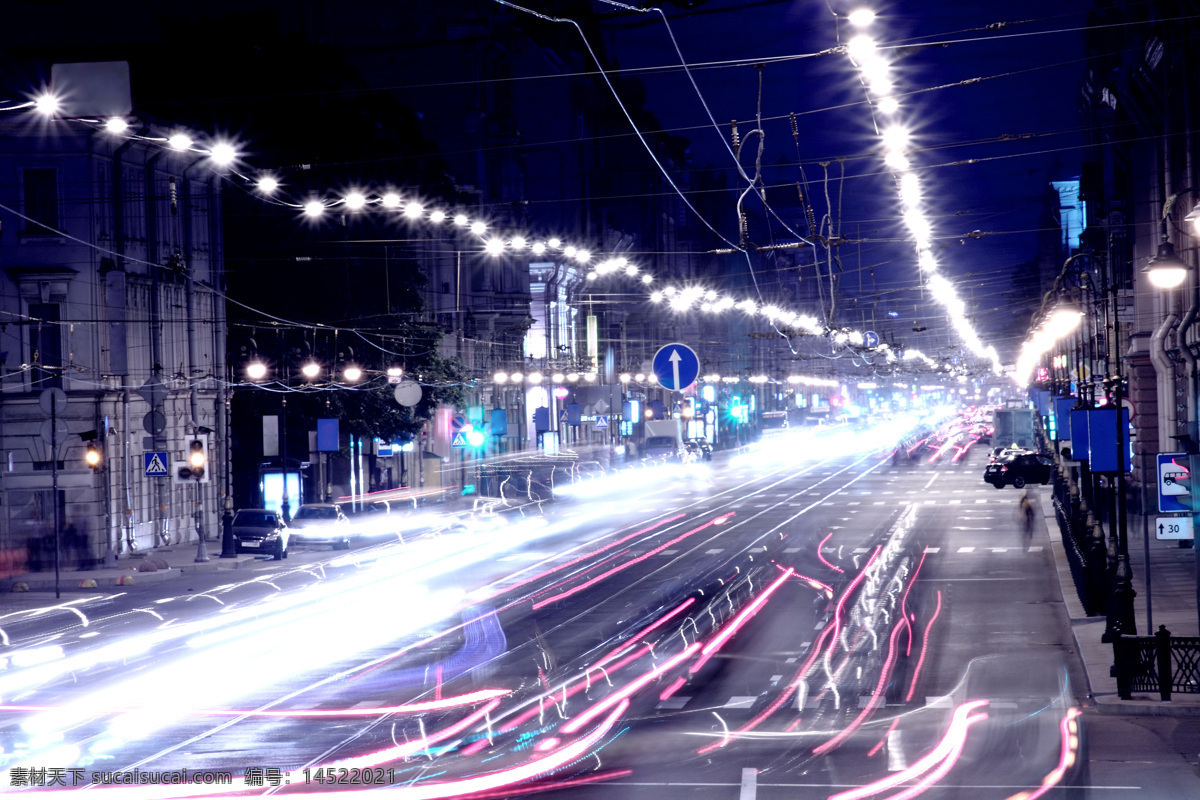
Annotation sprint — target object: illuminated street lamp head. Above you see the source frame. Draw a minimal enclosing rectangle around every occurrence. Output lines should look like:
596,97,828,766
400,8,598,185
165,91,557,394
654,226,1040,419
246,361,268,381
208,142,238,167
303,199,325,218
301,361,321,379
1045,302,1084,338
1144,241,1189,289
1185,199,1200,235
85,443,101,470
104,117,129,134
848,8,876,26
33,92,60,117
256,175,279,195
343,365,363,383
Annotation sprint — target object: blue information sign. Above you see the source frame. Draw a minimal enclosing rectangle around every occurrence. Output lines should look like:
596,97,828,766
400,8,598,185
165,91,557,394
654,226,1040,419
652,343,700,391
1157,452,1191,513
863,330,880,348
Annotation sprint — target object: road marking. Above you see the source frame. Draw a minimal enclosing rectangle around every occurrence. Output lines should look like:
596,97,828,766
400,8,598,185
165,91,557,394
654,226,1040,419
770,674,783,683
1028,546,1043,552
957,546,975,553
874,501,886,505
991,548,1009,553
847,501,861,506
924,546,940,553
660,549,678,555
888,728,908,772
949,500,962,505
783,547,800,553
705,548,724,554
785,657,797,663
882,491,894,494
740,768,758,800
853,547,869,554
724,696,757,709
924,500,936,504
657,696,690,710
975,499,987,504
922,474,939,490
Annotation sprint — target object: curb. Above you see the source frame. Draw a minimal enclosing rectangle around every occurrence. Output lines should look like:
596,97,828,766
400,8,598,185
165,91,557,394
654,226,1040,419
1,556,258,594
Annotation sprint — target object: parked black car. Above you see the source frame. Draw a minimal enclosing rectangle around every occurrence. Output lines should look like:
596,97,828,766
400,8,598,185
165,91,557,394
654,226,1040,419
231,508,290,559
983,451,1053,489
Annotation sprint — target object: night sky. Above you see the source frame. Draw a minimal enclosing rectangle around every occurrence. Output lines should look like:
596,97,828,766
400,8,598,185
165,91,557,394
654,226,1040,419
4,0,1096,365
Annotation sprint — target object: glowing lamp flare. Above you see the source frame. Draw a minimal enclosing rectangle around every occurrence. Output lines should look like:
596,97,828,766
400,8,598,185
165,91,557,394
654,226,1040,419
208,142,237,166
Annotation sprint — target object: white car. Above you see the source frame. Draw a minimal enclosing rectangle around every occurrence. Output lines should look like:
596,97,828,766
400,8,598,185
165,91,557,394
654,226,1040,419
287,503,353,550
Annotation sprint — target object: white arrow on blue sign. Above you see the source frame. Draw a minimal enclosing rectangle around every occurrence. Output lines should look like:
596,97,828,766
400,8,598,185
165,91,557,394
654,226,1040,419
652,343,700,391
864,330,880,348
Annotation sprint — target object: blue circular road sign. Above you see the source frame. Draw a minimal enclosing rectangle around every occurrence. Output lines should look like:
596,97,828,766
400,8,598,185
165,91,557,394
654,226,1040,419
864,330,880,348
652,343,700,391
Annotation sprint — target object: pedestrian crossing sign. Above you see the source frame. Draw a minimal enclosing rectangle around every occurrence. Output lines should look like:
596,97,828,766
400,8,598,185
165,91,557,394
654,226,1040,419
594,415,609,429
451,432,469,448
144,451,169,477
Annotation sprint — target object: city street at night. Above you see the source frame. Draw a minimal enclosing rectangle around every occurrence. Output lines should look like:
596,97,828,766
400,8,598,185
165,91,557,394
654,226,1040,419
3,1,1200,797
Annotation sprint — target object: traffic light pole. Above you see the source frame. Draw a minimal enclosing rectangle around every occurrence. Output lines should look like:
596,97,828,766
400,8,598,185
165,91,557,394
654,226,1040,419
194,476,209,562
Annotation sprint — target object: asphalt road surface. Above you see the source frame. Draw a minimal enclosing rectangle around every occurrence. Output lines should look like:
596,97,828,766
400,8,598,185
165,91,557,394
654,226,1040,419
1,420,1192,798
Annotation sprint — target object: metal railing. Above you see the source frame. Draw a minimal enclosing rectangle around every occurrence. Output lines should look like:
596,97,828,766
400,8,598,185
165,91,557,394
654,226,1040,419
1114,625,1200,700
1049,465,1107,616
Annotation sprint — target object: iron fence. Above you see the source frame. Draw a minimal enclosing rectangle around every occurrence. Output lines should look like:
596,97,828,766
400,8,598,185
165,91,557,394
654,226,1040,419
1114,626,1200,700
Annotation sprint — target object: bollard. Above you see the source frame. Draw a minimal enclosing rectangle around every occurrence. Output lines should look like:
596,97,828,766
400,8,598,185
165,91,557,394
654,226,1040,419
1155,625,1172,701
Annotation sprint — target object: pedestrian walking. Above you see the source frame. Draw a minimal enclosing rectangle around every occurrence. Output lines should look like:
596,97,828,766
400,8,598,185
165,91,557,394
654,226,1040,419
1017,490,1036,545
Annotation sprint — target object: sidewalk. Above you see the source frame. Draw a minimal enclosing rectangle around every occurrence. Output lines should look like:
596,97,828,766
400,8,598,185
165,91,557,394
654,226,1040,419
1,543,264,594
1035,483,1200,716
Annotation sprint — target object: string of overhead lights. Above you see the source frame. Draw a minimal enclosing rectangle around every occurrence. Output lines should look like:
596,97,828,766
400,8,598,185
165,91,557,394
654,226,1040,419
12,83,967,379
839,8,1004,377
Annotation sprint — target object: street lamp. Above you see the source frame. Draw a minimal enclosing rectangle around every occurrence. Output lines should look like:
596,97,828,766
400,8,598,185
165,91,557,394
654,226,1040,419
1143,241,1189,289
1186,199,1200,235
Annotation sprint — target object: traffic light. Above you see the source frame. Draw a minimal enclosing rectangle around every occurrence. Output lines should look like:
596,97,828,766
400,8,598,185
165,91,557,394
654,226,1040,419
85,443,101,471
175,434,210,483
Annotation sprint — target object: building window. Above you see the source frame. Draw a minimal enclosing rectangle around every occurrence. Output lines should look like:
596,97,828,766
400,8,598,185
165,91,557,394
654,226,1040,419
22,168,60,236
28,303,62,389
